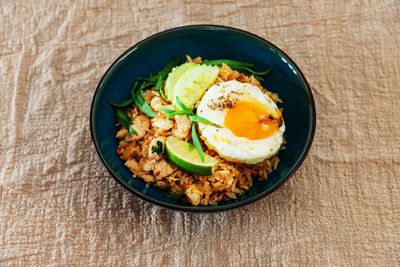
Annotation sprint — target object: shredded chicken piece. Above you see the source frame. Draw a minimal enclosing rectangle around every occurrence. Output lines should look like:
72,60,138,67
141,90,154,104
125,158,155,182
116,128,128,139
139,157,156,172
131,115,150,140
116,127,141,142
153,159,174,179
185,185,203,206
125,159,142,174
150,95,169,113
148,136,167,160
151,117,174,134
118,140,130,149
218,63,233,81
127,106,138,120
121,141,141,161
172,115,192,139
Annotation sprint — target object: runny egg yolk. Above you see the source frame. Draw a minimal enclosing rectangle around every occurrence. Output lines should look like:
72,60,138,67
224,98,281,140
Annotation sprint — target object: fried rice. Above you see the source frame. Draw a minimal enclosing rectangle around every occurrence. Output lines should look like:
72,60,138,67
115,56,284,206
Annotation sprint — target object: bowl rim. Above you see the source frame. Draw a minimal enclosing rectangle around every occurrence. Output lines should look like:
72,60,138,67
90,24,316,212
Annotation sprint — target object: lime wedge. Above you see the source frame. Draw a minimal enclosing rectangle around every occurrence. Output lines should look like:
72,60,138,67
165,63,196,102
165,63,220,110
165,136,219,176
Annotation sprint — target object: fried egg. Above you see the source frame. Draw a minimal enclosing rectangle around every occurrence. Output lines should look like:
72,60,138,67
196,81,285,164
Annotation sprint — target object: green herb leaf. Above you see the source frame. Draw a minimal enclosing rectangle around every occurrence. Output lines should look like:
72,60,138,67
154,73,168,101
159,85,167,102
188,143,194,151
240,67,271,76
139,74,158,85
128,125,138,136
107,98,135,109
146,55,185,101
140,81,153,94
175,96,193,113
191,123,204,162
188,115,222,128
159,107,192,121
159,108,176,114
160,105,222,128
116,108,130,125
134,91,158,117
154,73,163,91
111,56,185,135
202,59,254,68
151,140,164,156
142,55,185,86
130,81,139,98
108,81,138,109
116,109,138,136
165,189,186,200
166,110,192,121
159,55,186,77
202,59,271,80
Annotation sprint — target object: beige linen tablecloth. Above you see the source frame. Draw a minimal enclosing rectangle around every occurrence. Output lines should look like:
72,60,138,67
1,1,399,266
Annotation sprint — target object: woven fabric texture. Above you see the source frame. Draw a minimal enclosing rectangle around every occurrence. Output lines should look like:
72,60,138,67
0,0,399,265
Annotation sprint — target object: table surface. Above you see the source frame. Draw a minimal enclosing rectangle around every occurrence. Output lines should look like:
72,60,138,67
1,0,399,266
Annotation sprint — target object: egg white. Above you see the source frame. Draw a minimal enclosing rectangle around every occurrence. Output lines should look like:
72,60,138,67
196,81,285,164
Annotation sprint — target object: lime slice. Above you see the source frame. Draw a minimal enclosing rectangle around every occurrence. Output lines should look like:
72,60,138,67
173,64,220,109
165,136,219,176
165,63,220,110
165,63,196,102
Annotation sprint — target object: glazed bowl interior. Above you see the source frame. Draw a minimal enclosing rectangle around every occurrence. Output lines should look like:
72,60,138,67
90,25,315,212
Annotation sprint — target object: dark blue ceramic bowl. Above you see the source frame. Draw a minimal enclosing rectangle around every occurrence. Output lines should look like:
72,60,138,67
90,25,316,212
